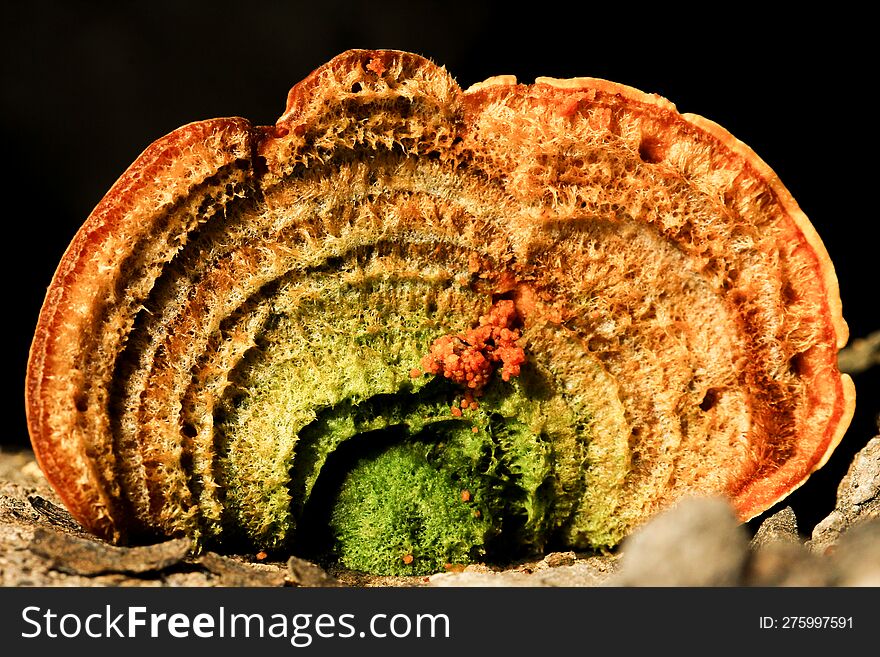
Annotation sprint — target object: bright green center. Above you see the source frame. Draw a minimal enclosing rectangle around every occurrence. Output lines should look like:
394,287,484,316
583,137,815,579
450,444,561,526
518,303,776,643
298,376,556,575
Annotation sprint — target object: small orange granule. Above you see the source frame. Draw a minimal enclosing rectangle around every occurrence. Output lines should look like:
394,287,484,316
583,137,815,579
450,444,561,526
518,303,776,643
451,406,463,417
410,368,423,378
402,554,414,565
461,489,471,502
471,426,479,433
420,299,526,394
366,58,386,76
256,551,268,561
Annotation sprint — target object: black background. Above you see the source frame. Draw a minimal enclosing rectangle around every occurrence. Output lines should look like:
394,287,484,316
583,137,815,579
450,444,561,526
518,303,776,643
1,1,877,534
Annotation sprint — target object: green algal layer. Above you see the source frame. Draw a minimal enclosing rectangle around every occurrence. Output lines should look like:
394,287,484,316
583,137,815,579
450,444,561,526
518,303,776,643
216,272,485,545
216,269,631,574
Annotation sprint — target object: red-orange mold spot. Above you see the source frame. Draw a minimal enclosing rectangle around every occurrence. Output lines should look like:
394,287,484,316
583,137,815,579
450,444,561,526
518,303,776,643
420,300,526,395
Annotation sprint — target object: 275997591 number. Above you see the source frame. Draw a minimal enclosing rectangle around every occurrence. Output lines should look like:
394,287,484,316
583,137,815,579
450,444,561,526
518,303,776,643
760,616,854,629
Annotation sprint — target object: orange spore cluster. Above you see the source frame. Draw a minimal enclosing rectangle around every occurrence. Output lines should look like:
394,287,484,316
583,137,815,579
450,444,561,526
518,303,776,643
366,58,386,76
420,299,526,394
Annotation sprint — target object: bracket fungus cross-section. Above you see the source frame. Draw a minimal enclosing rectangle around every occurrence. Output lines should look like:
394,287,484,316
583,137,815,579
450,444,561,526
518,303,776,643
26,50,854,575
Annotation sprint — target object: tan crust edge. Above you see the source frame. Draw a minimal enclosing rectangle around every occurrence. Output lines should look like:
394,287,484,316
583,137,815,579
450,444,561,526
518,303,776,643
464,75,518,94
735,374,856,521
534,76,678,113
682,111,849,349
678,111,853,519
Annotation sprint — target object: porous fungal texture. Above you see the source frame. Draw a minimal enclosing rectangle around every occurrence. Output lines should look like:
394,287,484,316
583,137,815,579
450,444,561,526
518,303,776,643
27,50,853,575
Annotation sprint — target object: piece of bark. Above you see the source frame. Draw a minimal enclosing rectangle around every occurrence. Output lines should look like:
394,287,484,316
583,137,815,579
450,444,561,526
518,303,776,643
29,527,190,576
837,330,880,374
27,493,90,536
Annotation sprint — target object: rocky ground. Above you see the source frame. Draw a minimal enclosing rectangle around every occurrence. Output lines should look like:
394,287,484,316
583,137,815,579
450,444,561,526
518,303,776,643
1,432,878,587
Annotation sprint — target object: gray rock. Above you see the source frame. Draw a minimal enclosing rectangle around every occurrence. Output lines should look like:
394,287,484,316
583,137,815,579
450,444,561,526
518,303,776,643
609,496,749,586
746,541,832,586
541,551,577,568
429,570,534,587
826,517,880,586
287,556,342,587
750,506,800,550
198,552,288,587
428,554,617,587
810,436,880,554
529,562,614,586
